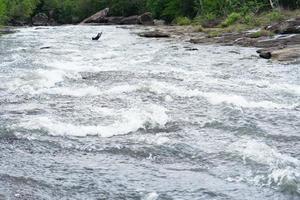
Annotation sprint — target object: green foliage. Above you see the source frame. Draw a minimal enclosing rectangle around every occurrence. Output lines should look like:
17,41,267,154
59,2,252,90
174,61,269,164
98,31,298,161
221,12,242,27
248,30,273,38
193,13,217,25
266,10,284,22
0,0,7,24
0,0,300,25
175,16,191,25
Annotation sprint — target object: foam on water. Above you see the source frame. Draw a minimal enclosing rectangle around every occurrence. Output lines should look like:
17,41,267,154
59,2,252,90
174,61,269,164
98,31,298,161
1,25,299,199
120,81,295,109
17,104,169,137
41,86,102,97
229,138,300,193
143,192,159,200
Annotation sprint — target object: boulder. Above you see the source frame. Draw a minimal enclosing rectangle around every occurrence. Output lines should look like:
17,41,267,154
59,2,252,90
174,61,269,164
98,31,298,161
120,16,139,25
8,19,28,26
32,13,49,26
255,34,300,48
80,8,109,24
153,19,166,26
257,50,272,59
0,28,16,35
107,17,124,24
138,31,170,38
138,12,154,25
266,18,300,34
257,45,300,61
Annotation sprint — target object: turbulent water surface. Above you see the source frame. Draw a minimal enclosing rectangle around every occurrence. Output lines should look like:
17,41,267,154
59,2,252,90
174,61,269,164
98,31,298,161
0,26,299,200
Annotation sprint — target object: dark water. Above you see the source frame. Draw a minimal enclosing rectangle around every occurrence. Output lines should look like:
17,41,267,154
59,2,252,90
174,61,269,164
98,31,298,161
0,25,299,200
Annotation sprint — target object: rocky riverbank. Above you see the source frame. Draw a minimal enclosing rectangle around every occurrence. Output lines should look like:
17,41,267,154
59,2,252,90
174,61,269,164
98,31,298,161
0,27,17,35
136,18,300,62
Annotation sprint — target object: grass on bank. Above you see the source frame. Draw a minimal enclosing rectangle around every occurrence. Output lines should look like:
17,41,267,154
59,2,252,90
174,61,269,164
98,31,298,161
175,9,300,37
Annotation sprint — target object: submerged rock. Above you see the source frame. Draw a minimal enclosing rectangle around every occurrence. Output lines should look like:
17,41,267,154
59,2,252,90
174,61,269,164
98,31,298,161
138,31,170,38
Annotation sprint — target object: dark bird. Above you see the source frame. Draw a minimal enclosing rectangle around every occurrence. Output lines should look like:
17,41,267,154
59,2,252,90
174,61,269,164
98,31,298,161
92,32,102,40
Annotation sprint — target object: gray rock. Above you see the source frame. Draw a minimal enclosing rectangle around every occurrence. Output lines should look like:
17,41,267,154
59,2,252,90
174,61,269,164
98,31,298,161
138,12,154,25
257,45,300,61
154,20,166,26
32,13,49,26
266,18,300,34
80,8,109,24
120,16,139,25
138,31,170,38
107,17,124,24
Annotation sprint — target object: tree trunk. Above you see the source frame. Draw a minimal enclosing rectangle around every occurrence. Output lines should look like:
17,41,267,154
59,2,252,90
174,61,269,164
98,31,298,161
269,0,275,8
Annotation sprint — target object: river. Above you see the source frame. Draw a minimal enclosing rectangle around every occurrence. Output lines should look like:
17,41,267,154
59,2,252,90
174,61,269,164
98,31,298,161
0,25,299,200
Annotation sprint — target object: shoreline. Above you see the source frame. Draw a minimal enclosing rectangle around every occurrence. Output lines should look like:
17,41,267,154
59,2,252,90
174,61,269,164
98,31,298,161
136,24,300,62
2,23,299,62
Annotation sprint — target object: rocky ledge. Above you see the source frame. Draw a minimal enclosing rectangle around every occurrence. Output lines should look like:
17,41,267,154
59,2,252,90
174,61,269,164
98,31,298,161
0,27,17,35
80,8,154,25
137,17,300,62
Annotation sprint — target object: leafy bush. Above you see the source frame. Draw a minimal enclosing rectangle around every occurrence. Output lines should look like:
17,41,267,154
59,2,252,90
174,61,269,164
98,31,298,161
0,0,7,24
248,30,273,38
267,11,284,22
193,13,217,25
175,16,191,25
221,12,242,27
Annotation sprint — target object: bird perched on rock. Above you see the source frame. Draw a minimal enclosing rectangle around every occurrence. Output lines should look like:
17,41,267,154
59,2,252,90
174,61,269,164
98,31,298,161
92,32,102,40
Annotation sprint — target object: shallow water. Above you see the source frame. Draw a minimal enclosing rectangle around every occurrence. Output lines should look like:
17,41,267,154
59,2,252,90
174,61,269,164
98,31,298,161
0,25,299,200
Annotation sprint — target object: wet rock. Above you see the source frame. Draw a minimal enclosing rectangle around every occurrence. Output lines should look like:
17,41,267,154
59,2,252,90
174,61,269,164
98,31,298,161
257,50,272,59
8,19,28,26
120,16,139,25
255,34,300,48
80,8,110,24
266,18,300,34
0,28,16,35
185,47,198,51
257,45,300,61
107,17,124,24
32,13,49,26
40,47,51,50
138,12,154,25
154,20,166,26
138,31,170,38
272,46,300,61
48,18,59,26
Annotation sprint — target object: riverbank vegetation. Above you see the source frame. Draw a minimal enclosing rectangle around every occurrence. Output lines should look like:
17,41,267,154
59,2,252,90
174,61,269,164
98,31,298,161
0,0,299,26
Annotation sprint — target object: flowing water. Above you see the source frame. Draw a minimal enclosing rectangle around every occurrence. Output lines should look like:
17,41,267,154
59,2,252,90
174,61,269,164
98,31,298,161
0,25,299,200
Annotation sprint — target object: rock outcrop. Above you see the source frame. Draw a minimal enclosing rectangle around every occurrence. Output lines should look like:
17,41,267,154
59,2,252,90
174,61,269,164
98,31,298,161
120,16,139,25
80,8,110,24
138,12,154,25
266,18,300,34
138,31,170,38
80,8,154,25
153,20,166,26
257,45,300,61
0,28,16,35
32,13,49,26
